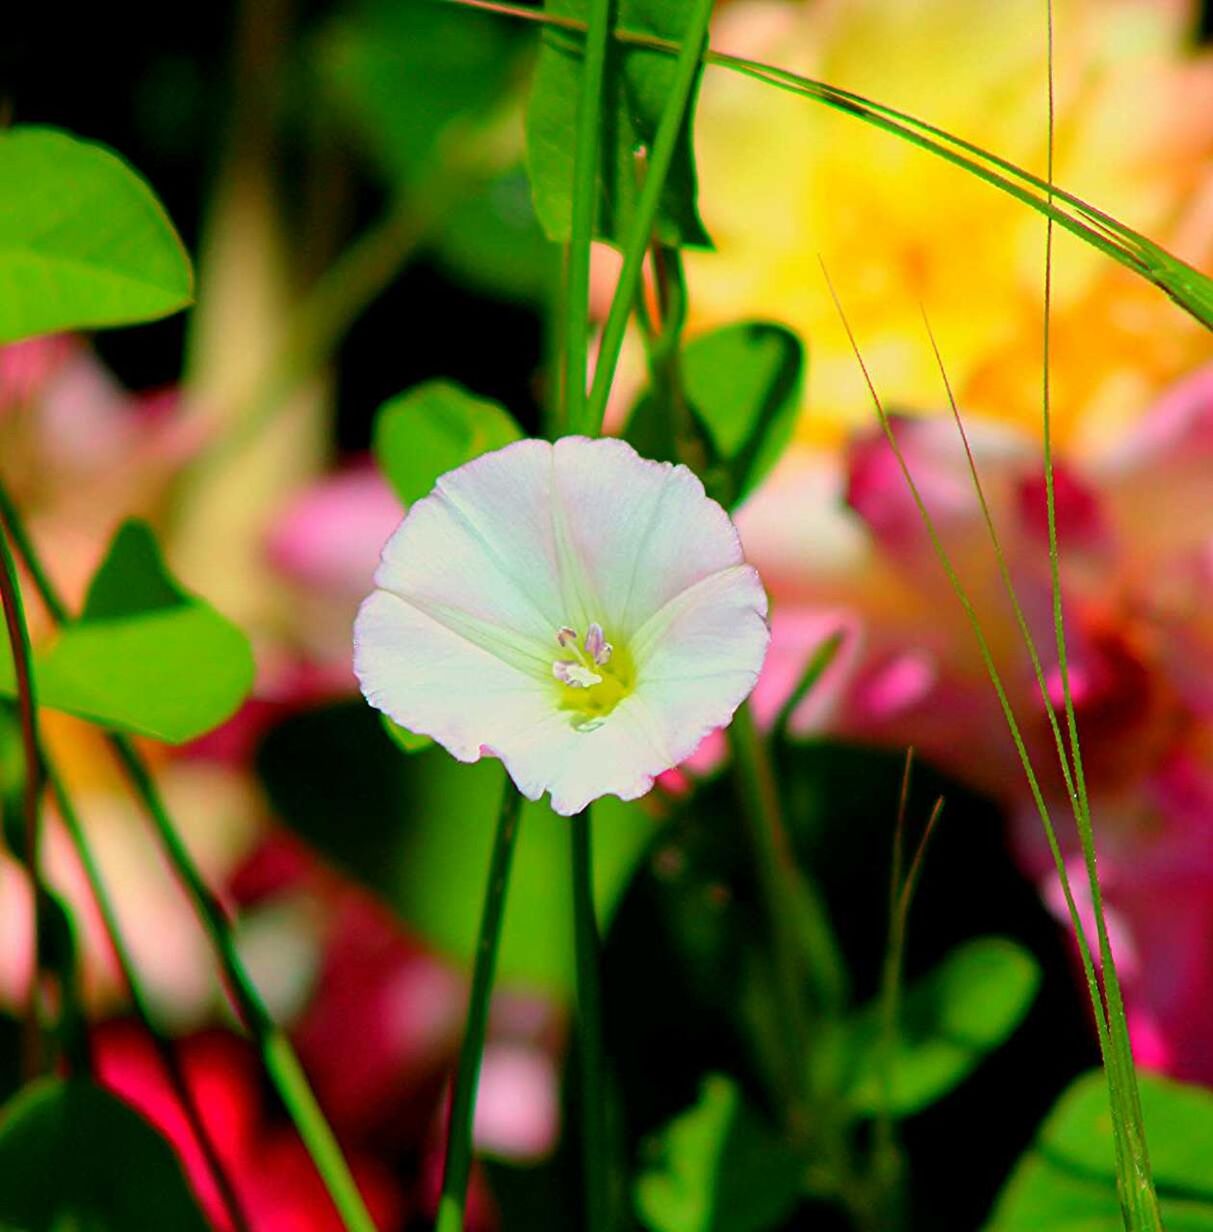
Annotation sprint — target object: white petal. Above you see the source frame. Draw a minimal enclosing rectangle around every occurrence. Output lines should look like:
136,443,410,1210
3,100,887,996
550,437,748,634
632,564,771,761
354,590,554,763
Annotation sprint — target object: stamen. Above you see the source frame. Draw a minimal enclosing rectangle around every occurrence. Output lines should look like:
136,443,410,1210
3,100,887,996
553,660,602,688
584,623,612,665
557,626,578,648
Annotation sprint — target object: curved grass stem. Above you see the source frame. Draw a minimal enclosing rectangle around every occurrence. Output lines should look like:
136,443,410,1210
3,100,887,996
437,782,523,1232
0,516,46,1078
0,481,376,1232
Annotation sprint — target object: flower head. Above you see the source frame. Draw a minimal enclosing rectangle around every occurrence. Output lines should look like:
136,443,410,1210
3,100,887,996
354,436,769,815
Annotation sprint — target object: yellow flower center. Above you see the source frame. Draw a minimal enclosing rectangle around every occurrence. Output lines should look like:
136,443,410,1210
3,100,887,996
551,623,636,730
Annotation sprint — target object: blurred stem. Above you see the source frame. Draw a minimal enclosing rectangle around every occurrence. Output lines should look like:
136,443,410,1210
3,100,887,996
582,0,714,436
109,737,376,1232
727,703,842,1140
0,481,376,1232
46,759,254,1232
571,808,611,1232
0,514,46,1079
437,782,523,1232
564,0,613,432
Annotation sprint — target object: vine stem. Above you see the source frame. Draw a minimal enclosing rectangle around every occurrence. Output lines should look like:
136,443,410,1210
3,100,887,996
437,783,523,1232
45,759,253,1232
570,809,610,1232
0,482,376,1232
0,515,46,1078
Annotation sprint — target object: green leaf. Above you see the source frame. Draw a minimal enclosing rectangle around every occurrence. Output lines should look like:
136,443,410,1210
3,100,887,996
0,521,255,744
373,380,523,506
0,1078,210,1230
320,0,522,187
380,712,434,755
257,702,655,996
988,1071,1213,1230
526,0,711,249
0,127,192,344
432,165,558,304
841,937,1040,1118
635,1075,803,1232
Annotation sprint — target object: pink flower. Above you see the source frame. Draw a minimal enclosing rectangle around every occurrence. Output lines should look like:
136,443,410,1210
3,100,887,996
736,367,1213,1082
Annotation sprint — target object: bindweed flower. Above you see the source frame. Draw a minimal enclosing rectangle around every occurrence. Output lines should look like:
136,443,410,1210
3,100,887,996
354,436,770,815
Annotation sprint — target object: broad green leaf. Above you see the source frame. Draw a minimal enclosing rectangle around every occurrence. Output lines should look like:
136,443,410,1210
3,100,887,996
0,1078,210,1230
320,0,522,187
433,165,558,304
373,380,523,506
988,1071,1213,1230
635,1075,803,1232
841,937,1040,1118
0,521,255,744
0,127,192,344
526,0,711,249
380,712,434,755
257,702,655,996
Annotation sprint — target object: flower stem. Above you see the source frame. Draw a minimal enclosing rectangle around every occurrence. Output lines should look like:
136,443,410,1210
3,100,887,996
436,781,523,1232
0,515,46,1079
583,0,715,436
564,0,613,432
45,759,254,1232
570,808,611,1232
0,482,376,1232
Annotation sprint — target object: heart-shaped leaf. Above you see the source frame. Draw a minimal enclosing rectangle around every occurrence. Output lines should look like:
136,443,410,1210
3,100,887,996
0,1078,210,1230
0,521,255,744
0,127,192,343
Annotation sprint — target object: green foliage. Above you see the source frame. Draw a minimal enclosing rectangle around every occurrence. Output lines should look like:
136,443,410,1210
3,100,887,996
628,321,804,507
0,1078,210,1230
635,1075,804,1232
373,380,523,507
381,713,434,754
320,0,522,188
0,127,192,344
0,521,255,744
258,702,654,996
433,165,557,305
526,0,711,250
988,1071,1213,1230
838,937,1040,1118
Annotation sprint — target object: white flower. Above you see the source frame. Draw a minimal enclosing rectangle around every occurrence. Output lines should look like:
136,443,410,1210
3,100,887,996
354,436,770,815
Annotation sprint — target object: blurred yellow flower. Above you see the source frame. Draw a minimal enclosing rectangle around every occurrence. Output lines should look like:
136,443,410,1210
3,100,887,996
687,0,1213,454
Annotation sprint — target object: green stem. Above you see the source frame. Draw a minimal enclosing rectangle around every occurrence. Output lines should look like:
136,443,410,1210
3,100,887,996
582,0,715,436
570,809,610,1232
437,782,523,1232
1039,4,1156,1221
46,759,254,1232
0,485,375,1232
0,516,46,1078
727,702,840,1139
564,0,613,432
108,737,376,1232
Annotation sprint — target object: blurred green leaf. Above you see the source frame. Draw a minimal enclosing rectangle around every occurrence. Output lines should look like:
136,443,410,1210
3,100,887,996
0,1078,210,1230
0,126,192,344
258,702,655,996
681,323,803,505
320,0,522,187
380,712,434,755
840,937,1040,1118
433,165,557,303
373,380,523,506
635,1074,803,1232
526,0,710,249
988,1070,1213,1230
0,521,255,744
